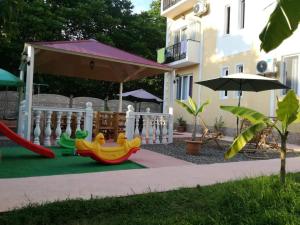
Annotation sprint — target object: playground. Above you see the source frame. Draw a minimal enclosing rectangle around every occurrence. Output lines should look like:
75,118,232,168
0,145,144,179
0,36,300,220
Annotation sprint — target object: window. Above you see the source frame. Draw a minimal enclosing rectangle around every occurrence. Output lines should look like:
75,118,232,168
282,55,300,95
176,75,193,100
239,0,245,29
221,67,229,98
173,30,180,45
236,64,244,97
181,27,187,41
224,6,231,34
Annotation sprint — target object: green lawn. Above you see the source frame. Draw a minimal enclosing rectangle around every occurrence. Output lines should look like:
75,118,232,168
0,146,144,178
0,173,299,225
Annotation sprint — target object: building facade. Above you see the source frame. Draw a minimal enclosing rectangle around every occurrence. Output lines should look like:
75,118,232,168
159,0,300,141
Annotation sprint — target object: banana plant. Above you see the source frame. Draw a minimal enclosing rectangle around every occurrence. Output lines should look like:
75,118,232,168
176,97,210,141
259,0,300,52
220,90,300,184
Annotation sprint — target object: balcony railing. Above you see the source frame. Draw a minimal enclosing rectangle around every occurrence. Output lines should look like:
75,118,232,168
165,42,186,63
163,0,182,11
157,41,188,64
161,0,198,18
157,40,200,68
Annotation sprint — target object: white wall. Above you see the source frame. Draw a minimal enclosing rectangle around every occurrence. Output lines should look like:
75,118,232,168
212,0,285,57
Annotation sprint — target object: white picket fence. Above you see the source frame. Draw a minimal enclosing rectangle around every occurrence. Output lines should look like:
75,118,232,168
18,102,173,146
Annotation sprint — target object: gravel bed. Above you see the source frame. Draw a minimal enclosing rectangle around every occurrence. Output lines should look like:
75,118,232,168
143,140,300,165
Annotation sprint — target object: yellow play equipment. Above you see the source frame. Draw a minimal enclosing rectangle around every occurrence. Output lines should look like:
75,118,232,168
76,133,141,164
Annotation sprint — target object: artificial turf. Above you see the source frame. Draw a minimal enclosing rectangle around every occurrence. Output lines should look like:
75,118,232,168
0,173,299,225
0,146,144,178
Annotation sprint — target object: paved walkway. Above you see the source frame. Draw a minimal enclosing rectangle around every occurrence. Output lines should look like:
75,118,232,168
131,149,193,168
0,153,299,212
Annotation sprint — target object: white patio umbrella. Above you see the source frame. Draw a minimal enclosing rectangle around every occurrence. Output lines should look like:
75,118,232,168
118,88,163,112
196,73,289,134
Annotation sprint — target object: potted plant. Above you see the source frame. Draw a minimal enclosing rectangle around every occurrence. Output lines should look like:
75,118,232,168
176,116,187,132
176,97,210,155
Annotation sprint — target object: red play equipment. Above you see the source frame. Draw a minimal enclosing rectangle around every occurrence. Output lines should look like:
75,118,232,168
76,147,140,165
0,121,55,158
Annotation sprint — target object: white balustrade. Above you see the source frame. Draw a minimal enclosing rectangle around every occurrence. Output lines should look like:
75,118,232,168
44,110,53,146
55,111,62,145
155,116,160,144
162,116,168,144
148,116,154,144
76,112,83,131
125,105,135,139
134,115,140,137
30,103,172,147
32,102,93,146
65,111,72,137
84,102,93,141
141,115,147,144
125,105,173,144
33,110,41,145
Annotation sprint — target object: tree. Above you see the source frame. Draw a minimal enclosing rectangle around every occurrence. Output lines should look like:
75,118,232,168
177,97,209,141
260,0,300,52
220,90,300,184
0,0,166,99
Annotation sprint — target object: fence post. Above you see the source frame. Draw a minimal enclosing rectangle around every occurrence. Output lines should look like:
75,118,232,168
125,105,135,139
84,102,93,141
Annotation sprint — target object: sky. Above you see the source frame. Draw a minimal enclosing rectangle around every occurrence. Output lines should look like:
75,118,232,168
131,0,153,13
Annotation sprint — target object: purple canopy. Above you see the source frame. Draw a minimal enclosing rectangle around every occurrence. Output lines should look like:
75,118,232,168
119,89,162,102
30,39,172,82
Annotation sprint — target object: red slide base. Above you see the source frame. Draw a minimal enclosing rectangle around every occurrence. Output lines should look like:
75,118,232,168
76,147,139,164
0,122,55,158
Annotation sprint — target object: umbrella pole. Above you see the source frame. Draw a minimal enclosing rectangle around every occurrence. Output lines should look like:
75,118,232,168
236,86,242,136
118,82,123,112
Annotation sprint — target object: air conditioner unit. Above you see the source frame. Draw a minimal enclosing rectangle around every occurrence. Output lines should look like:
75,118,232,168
256,58,277,74
193,1,208,17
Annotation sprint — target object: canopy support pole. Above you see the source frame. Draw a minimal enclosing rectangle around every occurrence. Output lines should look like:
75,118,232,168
118,82,123,112
24,45,34,140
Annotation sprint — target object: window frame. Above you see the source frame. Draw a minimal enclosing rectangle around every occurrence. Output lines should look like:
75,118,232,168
235,63,244,98
220,66,229,99
224,5,231,35
238,0,245,29
281,54,300,95
173,26,188,44
176,74,193,101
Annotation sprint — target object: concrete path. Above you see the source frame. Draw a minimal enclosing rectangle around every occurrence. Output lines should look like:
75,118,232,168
131,149,194,168
0,156,299,212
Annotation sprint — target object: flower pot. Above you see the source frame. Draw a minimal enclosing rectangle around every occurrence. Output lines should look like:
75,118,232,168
185,140,202,155
177,125,186,132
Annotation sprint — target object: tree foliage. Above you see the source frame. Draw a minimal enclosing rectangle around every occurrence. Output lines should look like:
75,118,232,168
0,0,166,99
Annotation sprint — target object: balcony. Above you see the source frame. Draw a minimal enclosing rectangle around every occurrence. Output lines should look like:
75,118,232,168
157,40,200,68
161,0,198,18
